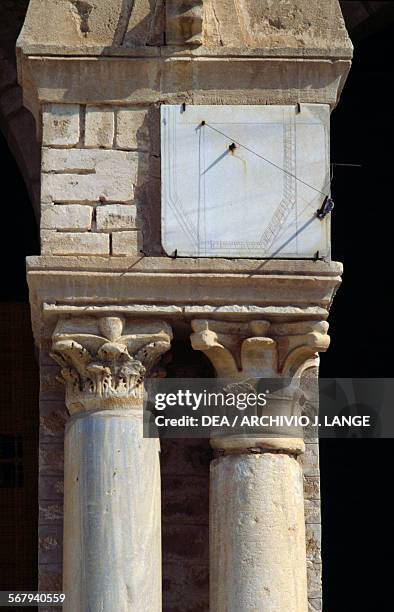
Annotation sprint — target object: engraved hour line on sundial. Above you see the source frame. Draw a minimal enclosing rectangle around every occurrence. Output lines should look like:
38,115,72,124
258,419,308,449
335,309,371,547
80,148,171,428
258,110,297,252
196,116,298,254
164,105,199,249
199,112,298,253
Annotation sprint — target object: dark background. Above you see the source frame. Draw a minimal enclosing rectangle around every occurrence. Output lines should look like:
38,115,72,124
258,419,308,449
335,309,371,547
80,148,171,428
320,15,394,611
1,3,394,610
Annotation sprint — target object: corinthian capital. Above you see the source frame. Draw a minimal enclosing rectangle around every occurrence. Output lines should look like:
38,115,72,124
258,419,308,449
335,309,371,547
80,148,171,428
191,319,329,452
191,319,329,380
51,317,172,414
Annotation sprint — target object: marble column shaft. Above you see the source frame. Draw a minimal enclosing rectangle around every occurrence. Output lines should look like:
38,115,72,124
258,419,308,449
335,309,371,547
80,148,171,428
51,316,172,612
191,319,329,612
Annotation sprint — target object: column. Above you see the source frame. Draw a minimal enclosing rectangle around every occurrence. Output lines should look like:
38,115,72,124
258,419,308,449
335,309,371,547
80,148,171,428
191,319,330,612
51,316,172,612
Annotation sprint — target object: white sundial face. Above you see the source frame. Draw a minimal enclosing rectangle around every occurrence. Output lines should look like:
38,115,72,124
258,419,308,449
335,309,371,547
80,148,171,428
161,104,331,259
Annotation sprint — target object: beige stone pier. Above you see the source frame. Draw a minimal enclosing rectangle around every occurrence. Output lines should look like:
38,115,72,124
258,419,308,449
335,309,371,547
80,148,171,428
51,317,172,611
16,0,352,609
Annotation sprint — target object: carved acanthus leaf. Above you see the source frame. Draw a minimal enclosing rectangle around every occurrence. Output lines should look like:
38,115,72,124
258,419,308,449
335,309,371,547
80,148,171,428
51,317,172,413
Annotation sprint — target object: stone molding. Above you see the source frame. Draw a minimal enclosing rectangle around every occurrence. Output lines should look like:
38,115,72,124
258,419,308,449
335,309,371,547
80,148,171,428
26,257,342,346
50,316,172,413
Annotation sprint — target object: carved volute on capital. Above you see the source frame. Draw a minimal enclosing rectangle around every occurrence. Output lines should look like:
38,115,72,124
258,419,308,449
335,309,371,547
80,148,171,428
51,317,173,414
191,319,329,452
190,319,330,381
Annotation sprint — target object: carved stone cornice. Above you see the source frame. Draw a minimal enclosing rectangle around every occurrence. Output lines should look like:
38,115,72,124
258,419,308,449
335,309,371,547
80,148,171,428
51,316,172,414
26,257,342,346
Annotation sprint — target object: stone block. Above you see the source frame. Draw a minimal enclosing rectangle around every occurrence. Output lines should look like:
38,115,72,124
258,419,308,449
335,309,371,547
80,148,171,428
300,443,320,477
309,598,323,611
40,400,68,438
39,444,64,475
39,525,63,564
163,560,209,612
163,524,208,563
41,231,109,256
39,475,64,501
39,501,64,526
41,204,92,231
306,560,322,599
40,365,66,400
96,204,139,232
111,231,142,256
85,106,115,148
162,475,208,525
304,499,321,525
42,104,80,146
304,475,320,501
41,148,146,203
116,107,149,150
38,564,63,592
306,524,321,563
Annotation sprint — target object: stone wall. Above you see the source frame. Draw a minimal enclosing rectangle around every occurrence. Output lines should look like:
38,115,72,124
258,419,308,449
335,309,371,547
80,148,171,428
40,103,161,257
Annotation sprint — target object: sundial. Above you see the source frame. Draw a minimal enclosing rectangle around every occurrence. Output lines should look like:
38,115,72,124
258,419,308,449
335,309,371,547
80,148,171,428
161,104,331,258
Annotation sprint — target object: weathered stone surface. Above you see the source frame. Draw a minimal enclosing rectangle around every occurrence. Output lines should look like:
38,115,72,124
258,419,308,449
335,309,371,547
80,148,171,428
85,106,115,148
211,453,308,611
116,107,149,150
38,564,62,591
39,474,64,501
300,443,320,477
41,231,109,256
21,55,351,114
162,475,209,525
306,524,322,563
308,598,323,611
39,502,63,526
40,399,68,440
50,316,172,412
27,256,343,275
54,317,173,611
304,475,321,500
18,0,352,55
304,499,321,525
96,204,139,232
191,318,328,453
41,204,92,231
26,257,342,347
42,104,80,146
64,411,162,612
112,230,142,256
39,444,64,475
41,148,146,203
166,0,204,46
306,560,323,599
